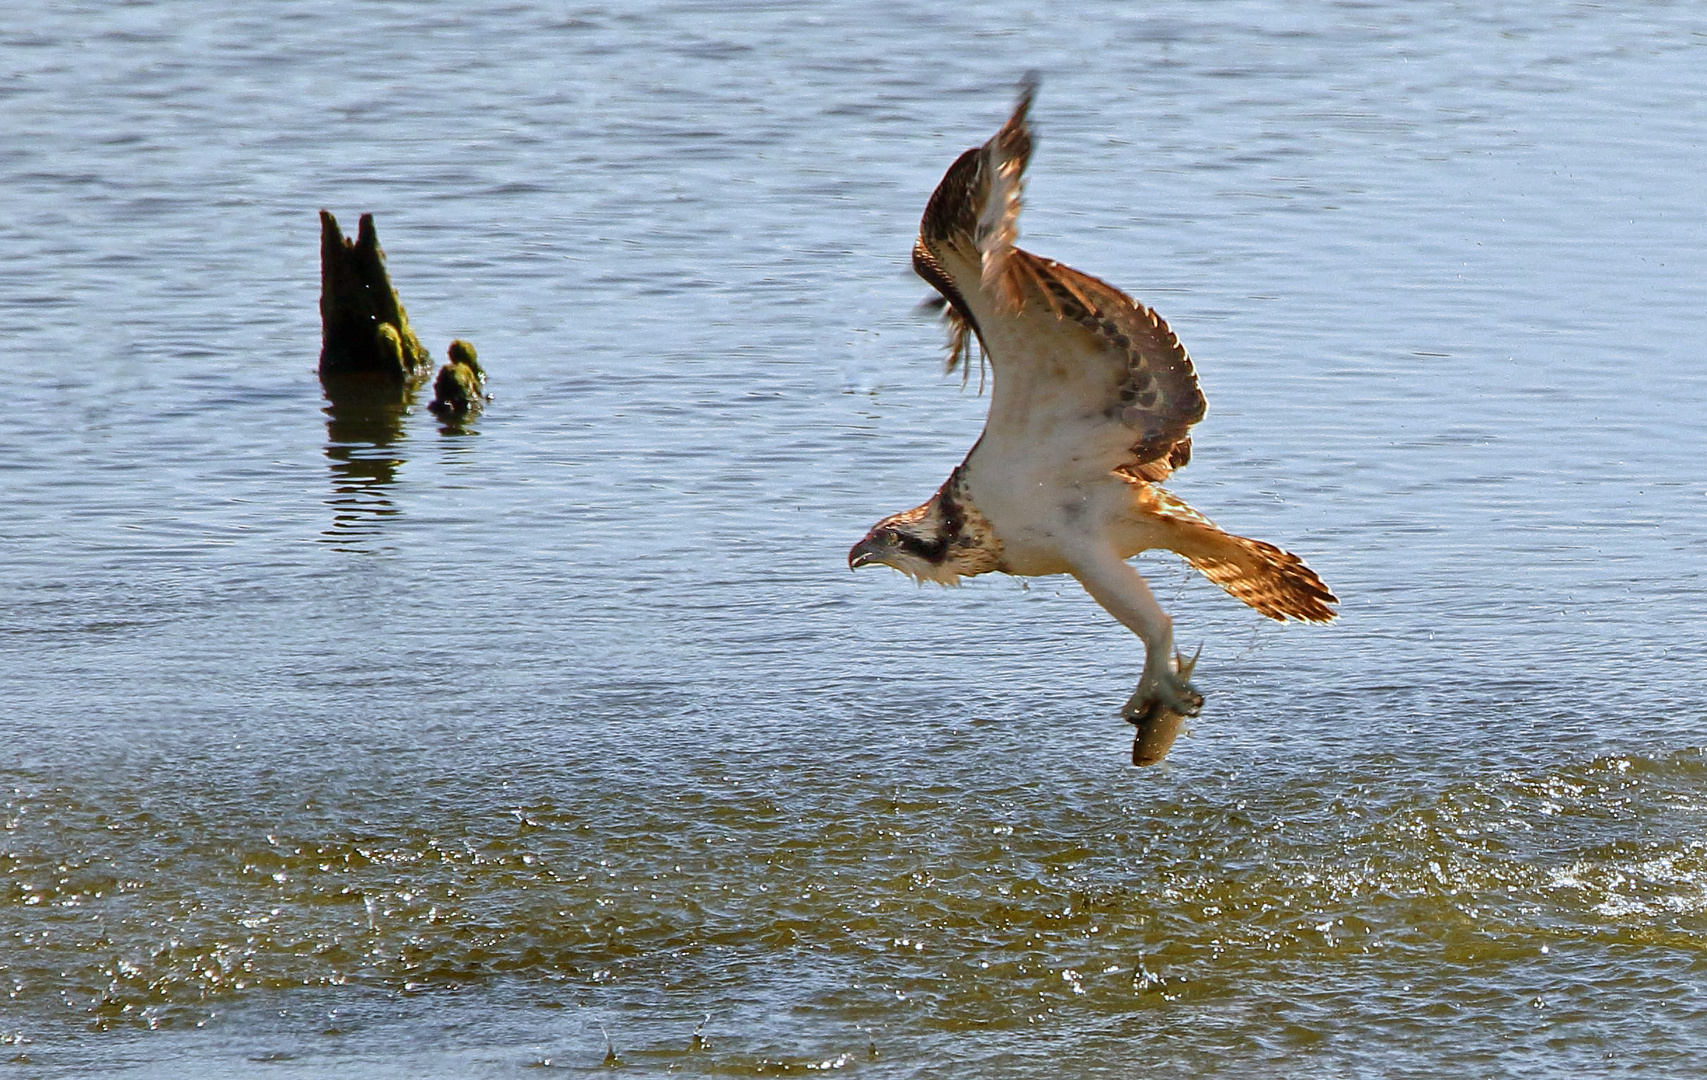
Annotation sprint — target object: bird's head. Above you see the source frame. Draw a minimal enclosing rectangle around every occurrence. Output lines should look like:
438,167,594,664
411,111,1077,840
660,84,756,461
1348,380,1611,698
849,492,982,586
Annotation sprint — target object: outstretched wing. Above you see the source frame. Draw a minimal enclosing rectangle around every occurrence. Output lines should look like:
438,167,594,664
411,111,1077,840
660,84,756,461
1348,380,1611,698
911,78,1206,483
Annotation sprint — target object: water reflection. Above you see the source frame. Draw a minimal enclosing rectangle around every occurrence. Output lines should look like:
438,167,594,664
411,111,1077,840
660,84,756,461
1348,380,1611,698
320,373,414,549
431,409,482,439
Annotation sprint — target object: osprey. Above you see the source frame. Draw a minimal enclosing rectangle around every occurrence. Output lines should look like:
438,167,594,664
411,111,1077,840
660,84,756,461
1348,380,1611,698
850,78,1337,737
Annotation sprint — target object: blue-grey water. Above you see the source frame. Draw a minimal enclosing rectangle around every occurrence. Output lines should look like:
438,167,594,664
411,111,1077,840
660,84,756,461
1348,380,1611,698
5,1,1707,1076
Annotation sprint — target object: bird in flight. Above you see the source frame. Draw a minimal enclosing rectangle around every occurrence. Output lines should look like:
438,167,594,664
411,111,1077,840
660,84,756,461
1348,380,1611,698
849,77,1337,743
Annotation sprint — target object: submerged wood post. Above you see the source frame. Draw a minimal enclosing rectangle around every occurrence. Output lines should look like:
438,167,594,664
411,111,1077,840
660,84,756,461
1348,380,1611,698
428,339,486,418
317,210,431,381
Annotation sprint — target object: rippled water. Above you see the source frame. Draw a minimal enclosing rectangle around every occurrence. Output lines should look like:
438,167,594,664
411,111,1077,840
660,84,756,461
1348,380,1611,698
5,1,1707,1075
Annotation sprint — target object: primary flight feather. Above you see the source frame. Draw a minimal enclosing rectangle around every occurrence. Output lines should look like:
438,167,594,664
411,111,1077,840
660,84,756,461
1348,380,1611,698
850,78,1337,740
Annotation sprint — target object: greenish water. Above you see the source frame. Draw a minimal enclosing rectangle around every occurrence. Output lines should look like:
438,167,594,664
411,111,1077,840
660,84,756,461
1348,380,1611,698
5,0,1707,1075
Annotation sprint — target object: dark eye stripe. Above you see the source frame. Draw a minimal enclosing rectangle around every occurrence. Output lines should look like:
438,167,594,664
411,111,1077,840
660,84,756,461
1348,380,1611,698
896,532,947,561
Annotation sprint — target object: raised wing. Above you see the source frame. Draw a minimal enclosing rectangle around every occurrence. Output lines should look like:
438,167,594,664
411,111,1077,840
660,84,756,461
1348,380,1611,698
911,79,1206,482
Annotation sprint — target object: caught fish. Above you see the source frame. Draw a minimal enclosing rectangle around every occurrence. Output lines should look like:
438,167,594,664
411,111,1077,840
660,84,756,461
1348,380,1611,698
1129,647,1201,766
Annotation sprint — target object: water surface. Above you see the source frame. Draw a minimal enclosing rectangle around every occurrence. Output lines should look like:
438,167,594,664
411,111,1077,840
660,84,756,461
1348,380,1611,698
5,1,1707,1076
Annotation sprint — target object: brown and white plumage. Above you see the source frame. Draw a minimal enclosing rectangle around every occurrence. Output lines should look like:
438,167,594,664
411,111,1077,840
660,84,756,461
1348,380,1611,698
850,78,1337,735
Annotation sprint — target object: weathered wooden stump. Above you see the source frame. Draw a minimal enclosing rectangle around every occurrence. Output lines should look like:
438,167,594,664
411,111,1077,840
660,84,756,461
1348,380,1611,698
317,210,431,381
428,339,487,418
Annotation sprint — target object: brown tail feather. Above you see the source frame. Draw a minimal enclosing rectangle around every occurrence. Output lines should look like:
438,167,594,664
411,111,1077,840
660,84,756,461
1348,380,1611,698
1180,533,1338,623
1141,485,1338,622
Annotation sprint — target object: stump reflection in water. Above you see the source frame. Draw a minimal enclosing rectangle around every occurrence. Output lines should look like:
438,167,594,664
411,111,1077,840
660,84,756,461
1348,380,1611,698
320,373,412,549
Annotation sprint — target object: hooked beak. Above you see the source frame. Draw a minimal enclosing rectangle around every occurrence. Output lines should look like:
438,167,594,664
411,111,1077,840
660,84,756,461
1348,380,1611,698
848,535,886,570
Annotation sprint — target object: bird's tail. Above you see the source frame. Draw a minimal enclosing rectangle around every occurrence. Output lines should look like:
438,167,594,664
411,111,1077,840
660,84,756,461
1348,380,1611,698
1145,487,1338,623
1180,532,1338,623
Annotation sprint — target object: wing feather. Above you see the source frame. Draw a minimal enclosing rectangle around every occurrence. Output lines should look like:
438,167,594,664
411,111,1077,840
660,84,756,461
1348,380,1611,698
975,72,1036,309
912,78,1206,480
1014,252,1205,471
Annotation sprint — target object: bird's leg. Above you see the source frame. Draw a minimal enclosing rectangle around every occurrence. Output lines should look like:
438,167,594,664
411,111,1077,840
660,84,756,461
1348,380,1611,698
1066,547,1204,724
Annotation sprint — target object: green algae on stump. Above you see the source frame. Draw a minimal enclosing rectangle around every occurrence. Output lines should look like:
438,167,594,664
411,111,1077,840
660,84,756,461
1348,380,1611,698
428,339,486,417
317,210,430,381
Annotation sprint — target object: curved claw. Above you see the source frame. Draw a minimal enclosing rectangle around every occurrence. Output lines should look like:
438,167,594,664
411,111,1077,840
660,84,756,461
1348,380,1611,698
1175,644,1203,682
1120,645,1205,727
